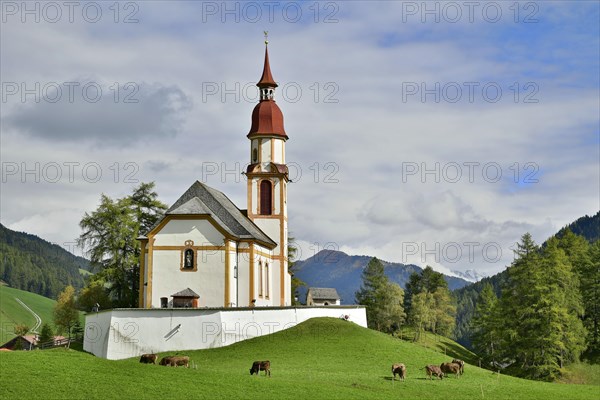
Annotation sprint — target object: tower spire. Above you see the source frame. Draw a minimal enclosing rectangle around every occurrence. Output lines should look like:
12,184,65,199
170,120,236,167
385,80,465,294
257,32,278,89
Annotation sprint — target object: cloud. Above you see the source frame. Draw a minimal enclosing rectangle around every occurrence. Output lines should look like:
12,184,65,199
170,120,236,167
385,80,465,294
3,81,192,145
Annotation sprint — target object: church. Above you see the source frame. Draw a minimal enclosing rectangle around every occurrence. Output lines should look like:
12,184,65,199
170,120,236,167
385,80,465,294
138,41,290,309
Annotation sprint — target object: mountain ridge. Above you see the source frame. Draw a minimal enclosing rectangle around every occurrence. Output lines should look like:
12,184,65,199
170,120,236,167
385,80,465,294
293,249,470,304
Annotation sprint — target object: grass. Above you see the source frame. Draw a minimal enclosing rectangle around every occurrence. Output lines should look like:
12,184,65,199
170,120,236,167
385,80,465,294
0,285,57,343
559,362,600,385
0,318,597,399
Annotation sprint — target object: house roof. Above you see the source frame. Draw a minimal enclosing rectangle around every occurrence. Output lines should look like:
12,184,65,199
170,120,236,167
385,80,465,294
146,181,276,248
308,287,340,300
171,288,200,298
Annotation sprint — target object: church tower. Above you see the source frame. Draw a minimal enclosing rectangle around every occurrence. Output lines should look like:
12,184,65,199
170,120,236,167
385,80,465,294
246,38,290,305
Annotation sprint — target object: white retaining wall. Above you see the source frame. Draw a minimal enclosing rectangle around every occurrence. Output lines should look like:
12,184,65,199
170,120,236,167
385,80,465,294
84,306,367,360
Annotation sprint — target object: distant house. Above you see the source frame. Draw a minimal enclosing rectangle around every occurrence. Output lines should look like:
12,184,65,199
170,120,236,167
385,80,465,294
306,288,341,306
0,335,67,350
1,335,37,350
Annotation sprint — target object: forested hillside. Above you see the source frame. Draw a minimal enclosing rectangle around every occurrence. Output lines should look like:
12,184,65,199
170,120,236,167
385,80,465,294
454,211,600,350
0,224,90,299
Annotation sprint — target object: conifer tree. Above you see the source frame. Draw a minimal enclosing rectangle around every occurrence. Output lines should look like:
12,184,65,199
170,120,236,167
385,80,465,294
38,323,54,346
581,241,600,355
78,182,167,307
471,282,500,366
356,257,405,332
497,234,586,379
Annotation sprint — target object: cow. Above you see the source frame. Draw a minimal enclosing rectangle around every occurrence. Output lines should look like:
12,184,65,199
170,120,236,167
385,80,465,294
391,363,406,381
139,354,158,364
159,356,173,366
159,355,189,368
452,359,465,375
425,365,444,380
168,356,190,368
250,360,271,377
440,362,461,378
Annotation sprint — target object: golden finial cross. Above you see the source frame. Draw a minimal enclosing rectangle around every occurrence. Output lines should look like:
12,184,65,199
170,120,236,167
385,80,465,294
264,31,269,45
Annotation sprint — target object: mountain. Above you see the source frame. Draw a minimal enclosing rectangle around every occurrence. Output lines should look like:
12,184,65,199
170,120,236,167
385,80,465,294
555,211,599,243
293,249,470,304
0,223,91,299
451,269,487,283
454,210,600,348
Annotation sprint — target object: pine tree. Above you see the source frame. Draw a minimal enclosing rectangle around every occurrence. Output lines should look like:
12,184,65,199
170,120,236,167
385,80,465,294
581,241,600,356
497,234,587,379
471,283,500,367
355,257,405,331
497,233,541,371
404,266,447,315
38,323,54,347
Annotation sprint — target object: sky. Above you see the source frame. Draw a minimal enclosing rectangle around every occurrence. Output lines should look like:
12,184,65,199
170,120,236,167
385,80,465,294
1,1,599,279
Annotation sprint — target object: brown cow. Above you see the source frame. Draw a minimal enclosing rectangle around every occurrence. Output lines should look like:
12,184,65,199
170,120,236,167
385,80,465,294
168,356,190,368
391,363,406,381
139,354,158,364
159,356,172,366
425,365,444,380
440,362,461,378
159,355,189,368
452,359,465,375
250,360,271,377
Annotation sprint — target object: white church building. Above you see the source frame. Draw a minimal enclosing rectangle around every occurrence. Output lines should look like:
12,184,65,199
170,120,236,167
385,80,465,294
84,41,367,360
138,43,290,309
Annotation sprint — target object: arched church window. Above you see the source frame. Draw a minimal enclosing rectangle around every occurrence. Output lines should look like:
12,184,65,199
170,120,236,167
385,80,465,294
253,148,258,163
265,263,269,298
180,240,197,271
259,261,263,297
260,180,272,215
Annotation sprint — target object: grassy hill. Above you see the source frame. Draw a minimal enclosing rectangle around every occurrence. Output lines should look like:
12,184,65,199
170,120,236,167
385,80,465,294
0,285,58,344
0,318,596,399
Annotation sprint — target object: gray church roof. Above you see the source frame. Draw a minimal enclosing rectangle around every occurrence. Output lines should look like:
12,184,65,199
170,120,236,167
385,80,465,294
146,181,276,248
171,288,200,298
308,287,340,300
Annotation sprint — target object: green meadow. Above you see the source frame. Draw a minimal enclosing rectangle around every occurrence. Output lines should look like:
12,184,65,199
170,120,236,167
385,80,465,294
0,318,596,399
0,285,57,343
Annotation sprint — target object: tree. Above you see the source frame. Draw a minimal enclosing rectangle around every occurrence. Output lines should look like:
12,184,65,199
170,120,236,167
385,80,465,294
408,291,434,341
78,182,166,307
72,320,84,341
38,323,54,346
404,265,453,339
404,266,447,316
77,278,111,311
496,234,586,380
431,287,456,337
288,236,305,306
471,282,500,366
13,324,29,336
356,257,405,331
379,281,406,334
54,285,79,339
581,241,600,357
